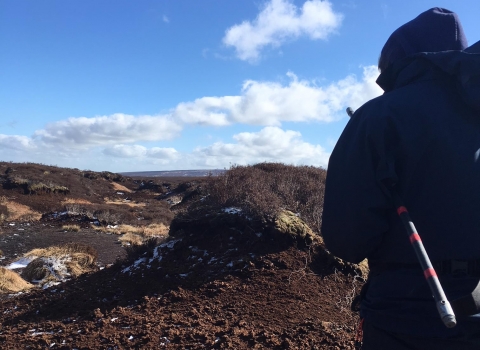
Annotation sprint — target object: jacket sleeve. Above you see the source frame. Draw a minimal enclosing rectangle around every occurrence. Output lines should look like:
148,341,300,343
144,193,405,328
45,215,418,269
321,106,397,263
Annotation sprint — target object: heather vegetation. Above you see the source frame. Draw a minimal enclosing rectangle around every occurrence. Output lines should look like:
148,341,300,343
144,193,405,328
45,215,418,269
204,163,327,231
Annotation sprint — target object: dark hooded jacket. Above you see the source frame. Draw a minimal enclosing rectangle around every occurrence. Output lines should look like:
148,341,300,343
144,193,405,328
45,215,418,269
378,7,467,72
322,8,480,336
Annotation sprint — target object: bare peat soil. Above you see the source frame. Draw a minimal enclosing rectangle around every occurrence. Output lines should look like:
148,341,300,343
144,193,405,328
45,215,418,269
0,218,363,350
0,163,363,349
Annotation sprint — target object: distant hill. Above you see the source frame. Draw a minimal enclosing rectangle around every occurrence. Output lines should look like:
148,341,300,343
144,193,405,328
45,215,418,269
120,169,225,177
0,161,208,226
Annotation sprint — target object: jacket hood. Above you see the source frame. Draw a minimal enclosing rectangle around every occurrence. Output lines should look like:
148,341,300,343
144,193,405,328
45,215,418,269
377,46,480,112
376,9,480,111
378,8,467,72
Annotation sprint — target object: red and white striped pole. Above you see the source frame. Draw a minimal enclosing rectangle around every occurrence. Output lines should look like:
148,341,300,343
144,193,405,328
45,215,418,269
392,192,456,328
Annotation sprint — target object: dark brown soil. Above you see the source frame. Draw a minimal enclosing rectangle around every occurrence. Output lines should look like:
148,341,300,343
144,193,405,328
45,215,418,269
0,162,363,349
0,223,126,267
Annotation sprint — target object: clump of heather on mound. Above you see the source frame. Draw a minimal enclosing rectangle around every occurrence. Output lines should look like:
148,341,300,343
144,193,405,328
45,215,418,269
204,163,327,232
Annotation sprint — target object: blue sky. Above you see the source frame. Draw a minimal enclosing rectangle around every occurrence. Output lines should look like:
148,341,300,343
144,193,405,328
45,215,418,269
1,0,479,172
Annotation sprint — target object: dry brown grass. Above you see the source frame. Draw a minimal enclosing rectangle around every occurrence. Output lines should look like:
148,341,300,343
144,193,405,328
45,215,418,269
1,201,42,222
65,260,90,277
21,256,89,282
90,224,110,234
143,223,169,237
111,182,133,193
119,232,144,246
91,223,169,238
25,243,97,261
22,243,98,281
90,224,123,234
104,198,146,207
0,267,33,293
62,224,81,232
61,198,93,205
117,223,169,246
117,224,144,235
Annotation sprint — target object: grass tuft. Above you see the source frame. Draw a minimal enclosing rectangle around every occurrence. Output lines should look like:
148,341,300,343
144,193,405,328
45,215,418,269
119,232,144,246
92,223,170,239
1,201,42,222
22,243,98,283
143,223,169,237
111,182,133,193
0,267,33,293
62,224,81,232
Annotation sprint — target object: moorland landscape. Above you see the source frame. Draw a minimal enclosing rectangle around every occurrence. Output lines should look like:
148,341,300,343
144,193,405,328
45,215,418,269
0,161,366,349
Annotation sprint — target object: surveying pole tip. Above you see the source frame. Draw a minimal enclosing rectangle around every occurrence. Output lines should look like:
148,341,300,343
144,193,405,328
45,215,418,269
437,300,457,328
346,107,355,118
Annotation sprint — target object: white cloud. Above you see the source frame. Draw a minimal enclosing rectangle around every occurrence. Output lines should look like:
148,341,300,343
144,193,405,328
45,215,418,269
1,66,382,171
0,127,329,171
103,144,147,158
0,135,36,151
173,96,240,126
194,126,330,167
172,66,382,126
223,0,343,62
34,114,181,148
163,15,170,23
103,144,180,162
319,65,383,113
25,68,380,151
146,147,179,160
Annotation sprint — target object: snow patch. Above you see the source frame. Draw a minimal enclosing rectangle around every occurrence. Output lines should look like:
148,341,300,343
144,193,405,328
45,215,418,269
122,257,147,274
223,207,242,214
123,238,183,274
5,256,36,270
149,239,181,263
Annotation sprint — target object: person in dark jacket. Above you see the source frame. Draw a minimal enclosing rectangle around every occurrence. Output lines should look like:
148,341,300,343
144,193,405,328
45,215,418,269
321,8,480,349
